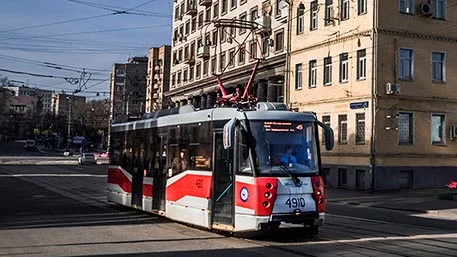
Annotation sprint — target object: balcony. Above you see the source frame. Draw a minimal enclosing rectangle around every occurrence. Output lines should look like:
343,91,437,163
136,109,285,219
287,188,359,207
199,0,212,6
197,46,210,59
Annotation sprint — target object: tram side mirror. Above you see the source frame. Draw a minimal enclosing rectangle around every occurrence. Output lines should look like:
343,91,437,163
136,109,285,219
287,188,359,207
223,118,237,149
316,120,334,151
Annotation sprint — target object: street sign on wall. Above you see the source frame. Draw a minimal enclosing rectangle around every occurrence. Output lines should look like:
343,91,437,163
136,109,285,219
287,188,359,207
349,101,369,109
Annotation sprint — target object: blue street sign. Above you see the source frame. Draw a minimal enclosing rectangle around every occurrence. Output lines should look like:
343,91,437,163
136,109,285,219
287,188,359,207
349,101,369,109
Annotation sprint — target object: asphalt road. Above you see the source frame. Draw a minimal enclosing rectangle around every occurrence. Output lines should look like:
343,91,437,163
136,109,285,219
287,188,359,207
0,164,456,257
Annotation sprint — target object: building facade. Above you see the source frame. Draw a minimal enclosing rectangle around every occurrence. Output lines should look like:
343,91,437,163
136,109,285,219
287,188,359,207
5,85,52,114
146,45,172,112
51,93,86,118
110,57,148,123
168,0,292,108
289,0,456,190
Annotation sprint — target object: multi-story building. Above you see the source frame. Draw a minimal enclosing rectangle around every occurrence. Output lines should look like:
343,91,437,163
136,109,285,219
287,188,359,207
146,45,172,112
289,0,456,190
168,0,291,108
5,85,52,114
51,93,86,118
110,57,148,123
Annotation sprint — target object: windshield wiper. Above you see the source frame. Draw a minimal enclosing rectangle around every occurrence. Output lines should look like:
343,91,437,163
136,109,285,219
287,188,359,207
278,164,302,186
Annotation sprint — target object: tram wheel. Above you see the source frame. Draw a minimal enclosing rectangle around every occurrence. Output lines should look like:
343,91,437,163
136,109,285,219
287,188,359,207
269,222,281,231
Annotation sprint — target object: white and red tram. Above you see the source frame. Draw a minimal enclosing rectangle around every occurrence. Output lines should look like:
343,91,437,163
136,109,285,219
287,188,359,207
107,102,333,234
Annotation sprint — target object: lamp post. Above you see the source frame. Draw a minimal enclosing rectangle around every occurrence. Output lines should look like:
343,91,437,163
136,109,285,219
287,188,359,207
66,95,72,150
284,1,305,108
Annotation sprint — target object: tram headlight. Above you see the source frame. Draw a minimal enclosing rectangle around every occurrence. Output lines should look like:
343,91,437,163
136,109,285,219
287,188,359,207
265,182,273,189
262,201,270,208
264,192,271,198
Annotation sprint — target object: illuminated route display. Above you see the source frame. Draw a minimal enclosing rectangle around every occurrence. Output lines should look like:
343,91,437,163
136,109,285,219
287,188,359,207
263,121,304,133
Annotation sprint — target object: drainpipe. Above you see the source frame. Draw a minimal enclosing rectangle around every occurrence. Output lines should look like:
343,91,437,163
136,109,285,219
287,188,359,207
370,0,377,192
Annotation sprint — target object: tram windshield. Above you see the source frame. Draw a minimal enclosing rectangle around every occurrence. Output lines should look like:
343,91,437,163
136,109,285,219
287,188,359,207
250,120,319,176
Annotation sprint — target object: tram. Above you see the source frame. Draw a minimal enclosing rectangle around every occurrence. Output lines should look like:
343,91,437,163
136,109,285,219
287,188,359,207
107,102,334,234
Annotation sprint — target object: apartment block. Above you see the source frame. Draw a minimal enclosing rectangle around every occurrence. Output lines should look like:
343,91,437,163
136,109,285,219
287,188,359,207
110,57,148,123
5,85,52,114
51,93,86,118
146,45,172,112
168,0,291,108
289,0,456,190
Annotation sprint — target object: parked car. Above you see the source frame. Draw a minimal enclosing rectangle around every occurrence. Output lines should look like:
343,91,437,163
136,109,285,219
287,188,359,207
78,153,97,165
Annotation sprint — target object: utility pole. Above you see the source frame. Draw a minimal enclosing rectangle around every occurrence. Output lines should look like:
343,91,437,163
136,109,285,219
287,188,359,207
65,68,91,150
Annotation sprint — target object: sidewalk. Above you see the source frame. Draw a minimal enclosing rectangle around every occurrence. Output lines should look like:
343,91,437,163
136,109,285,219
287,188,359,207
325,187,457,219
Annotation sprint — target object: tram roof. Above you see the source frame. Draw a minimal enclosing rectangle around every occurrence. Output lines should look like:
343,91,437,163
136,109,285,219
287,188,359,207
111,104,316,132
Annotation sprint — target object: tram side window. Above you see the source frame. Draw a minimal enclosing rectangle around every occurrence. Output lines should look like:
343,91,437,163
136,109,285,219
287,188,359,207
237,128,252,174
109,133,122,165
188,123,211,170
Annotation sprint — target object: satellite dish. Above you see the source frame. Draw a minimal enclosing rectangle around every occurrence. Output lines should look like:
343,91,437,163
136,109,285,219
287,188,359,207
263,3,272,14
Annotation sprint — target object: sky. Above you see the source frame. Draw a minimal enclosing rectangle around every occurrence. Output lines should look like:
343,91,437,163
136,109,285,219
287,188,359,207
0,0,173,101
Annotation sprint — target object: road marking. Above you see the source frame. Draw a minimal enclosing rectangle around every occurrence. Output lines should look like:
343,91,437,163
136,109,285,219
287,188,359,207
0,174,107,177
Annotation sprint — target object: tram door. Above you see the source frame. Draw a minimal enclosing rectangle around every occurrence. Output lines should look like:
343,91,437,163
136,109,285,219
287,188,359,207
212,131,234,227
152,134,167,211
131,140,144,208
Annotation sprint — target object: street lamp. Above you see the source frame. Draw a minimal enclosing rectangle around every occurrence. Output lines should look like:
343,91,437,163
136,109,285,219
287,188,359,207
284,1,305,108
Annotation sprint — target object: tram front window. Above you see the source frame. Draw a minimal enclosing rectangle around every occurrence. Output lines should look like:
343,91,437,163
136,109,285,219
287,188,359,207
250,120,319,176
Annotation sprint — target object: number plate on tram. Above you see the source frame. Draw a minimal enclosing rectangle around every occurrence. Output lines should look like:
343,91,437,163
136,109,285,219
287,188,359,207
285,197,306,208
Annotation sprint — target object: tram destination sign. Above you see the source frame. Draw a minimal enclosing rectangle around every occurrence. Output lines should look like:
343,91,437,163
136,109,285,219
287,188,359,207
349,101,369,110
264,121,303,133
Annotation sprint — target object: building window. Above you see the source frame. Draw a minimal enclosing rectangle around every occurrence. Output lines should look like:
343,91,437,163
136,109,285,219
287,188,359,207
399,48,413,80
431,0,446,19
399,0,414,14
171,74,176,87
309,60,317,88
219,27,226,43
228,48,236,68
213,2,219,19
238,44,245,64
240,0,247,4
340,0,350,20
357,49,366,80
221,0,228,15
274,29,284,52
249,40,257,60
295,63,303,90
203,59,209,76
398,112,413,145
205,7,211,22
310,1,318,30
358,0,367,15
338,168,347,188
355,169,366,190
250,7,258,21
339,52,349,83
196,62,201,79
338,114,348,144
212,30,218,46
239,12,247,35
189,65,194,81
219,52,226,72
432,52,445,82
262,36,269,58
211,56,216,74
198,11,204,28
230,0,237,10
183,69,188,83
191,16,197,32
297,7,304,34
324,57,332,85
355,113,365,144
322,115,331,145
325,0,334,26
177,71,182,84
185,20,190,35
431,114,445,145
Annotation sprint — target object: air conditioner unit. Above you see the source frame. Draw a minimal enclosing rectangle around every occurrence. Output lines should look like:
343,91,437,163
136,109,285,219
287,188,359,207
255,16,271,31
419,3,433,16
386,82,401,95
451,125,457,139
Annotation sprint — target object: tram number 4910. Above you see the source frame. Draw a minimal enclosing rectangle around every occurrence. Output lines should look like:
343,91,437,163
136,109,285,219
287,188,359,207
285,197,306,208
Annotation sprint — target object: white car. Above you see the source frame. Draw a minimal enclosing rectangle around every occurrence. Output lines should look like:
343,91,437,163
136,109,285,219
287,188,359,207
78,153,97,165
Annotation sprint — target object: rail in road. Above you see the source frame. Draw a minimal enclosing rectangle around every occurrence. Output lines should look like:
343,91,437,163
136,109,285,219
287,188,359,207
0,165,456,257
